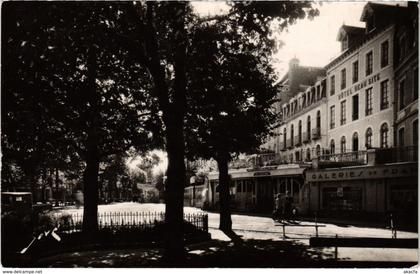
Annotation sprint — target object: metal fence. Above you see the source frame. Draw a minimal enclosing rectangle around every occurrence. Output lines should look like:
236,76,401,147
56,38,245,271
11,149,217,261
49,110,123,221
53,211,208,233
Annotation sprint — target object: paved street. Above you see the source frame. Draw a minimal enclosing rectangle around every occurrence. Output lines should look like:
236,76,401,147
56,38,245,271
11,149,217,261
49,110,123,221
54,202,418,263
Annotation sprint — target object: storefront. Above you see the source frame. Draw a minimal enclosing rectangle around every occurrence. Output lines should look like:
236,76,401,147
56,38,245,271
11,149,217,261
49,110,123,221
306,163,418,216
207,164,306,213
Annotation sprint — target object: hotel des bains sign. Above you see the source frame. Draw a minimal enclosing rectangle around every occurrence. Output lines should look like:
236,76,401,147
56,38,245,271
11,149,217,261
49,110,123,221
338,72,381,100
306,163,418,182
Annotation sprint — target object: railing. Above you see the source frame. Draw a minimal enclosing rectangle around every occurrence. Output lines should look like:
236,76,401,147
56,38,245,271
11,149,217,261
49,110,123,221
318,151,367,165
253,153,283,166
52,212,208,233
312,127,321,140
374,146,418,164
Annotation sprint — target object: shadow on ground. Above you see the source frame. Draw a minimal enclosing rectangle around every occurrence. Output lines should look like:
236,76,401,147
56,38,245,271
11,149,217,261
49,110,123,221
36,237,340,268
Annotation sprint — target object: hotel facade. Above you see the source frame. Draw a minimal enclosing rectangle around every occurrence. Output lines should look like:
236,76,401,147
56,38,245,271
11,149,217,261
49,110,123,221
197,2,417,223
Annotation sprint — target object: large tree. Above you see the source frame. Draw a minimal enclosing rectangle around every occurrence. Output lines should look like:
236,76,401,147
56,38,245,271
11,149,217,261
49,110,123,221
2,2,162,232
186,2,319,232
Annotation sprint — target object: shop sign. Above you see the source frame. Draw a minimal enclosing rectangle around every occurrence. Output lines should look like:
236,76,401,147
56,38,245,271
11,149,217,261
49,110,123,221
338,72,380,100
307,164,417,182
253,171,271,176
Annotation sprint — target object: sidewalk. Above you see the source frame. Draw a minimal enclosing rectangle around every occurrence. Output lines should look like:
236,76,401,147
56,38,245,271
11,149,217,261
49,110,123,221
34,225,418,268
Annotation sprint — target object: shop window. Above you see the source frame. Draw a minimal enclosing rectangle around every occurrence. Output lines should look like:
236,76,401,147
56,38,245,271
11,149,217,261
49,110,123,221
236,181,242,193
322,187,362,211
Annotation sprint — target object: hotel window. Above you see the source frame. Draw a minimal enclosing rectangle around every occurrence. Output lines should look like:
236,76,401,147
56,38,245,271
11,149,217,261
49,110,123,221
352,94,359,121
413,120,418,146
316,145,321,157
306,148,311,161
399,35,407,61
283,128,287,149
341,68,346,90
365,88,373,116
365,128,372,149
307,116,311,141
352,61,359,83
366,51,373,76
352,132,359,152
399,79,406,110
316,110,321,129
398,127,405,147
291,124,294,146
330,75,335,95
381,40,389,68
380,123,389,148
298,120,302,143
340,136,346,154
414,67,418,100
330,139,335,154
340,100,346,125
380,80,389,110
330,105,335,129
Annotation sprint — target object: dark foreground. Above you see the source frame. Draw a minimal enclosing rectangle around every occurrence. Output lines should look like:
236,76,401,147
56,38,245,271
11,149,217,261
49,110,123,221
33,238,417,268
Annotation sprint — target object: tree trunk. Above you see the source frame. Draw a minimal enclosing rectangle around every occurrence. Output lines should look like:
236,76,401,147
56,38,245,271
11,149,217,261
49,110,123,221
164,118,186,261
217,154,232,232
82,132,100,233
55,168,59,206
82,45,100,233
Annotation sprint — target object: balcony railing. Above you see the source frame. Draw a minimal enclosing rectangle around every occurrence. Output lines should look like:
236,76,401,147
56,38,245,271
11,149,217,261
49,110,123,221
374,146,418,164
295,135,302,147
318,151,367,165
311,127,321,140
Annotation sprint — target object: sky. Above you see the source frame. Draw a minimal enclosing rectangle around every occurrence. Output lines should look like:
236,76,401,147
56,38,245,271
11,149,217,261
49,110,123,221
192,1,406,76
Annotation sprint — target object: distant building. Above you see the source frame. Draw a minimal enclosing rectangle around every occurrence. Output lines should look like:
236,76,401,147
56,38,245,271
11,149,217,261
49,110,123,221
393,2,418,148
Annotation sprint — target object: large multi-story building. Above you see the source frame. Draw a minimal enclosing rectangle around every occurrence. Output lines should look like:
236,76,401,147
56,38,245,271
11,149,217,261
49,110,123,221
306,3,417,222
199,2,417,223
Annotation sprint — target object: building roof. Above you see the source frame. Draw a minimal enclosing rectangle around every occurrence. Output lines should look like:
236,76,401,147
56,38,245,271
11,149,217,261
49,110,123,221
360,2,407,22
337,25,366,41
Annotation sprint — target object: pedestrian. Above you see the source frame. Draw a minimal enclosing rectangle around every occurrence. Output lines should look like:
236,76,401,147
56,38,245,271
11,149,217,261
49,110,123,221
273,193,282,221
283,191,292,220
